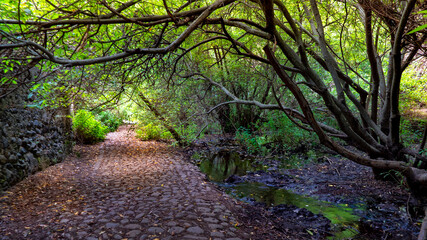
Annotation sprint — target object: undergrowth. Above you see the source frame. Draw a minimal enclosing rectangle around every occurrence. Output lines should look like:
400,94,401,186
73,110,108,144
135,123,171,141
235,113,317,155
96,111,122,132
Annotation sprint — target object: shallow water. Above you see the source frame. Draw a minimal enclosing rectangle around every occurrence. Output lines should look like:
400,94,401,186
196,151,361,239
229,182,360,239
197,151,268,182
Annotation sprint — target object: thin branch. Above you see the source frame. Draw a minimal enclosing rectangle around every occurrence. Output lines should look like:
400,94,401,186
1,0,233,67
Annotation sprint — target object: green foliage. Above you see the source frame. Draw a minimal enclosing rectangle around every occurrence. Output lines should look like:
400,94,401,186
234,113,318,156
400,65,427,111
235,127,266,155
96,111,122,132
178,122,205,144
0,59,20,86
400,119,426,147
379,170,407,187
135,123,171,141
261,113,317,150
408,10,427,34
73,110,108,144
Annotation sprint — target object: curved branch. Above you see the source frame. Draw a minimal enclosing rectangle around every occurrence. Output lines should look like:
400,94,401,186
167,36,231,84
264,45,410,172
0,3,218,27
187,73,346,138
1,0,233,67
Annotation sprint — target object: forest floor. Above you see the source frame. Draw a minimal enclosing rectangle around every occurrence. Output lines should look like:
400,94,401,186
0,125,422,240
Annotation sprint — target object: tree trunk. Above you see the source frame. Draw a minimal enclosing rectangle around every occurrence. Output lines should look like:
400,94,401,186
138,92,184,146
363,7,380,124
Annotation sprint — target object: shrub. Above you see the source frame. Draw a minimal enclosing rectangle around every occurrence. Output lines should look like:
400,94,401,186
96,111,122,132
73,110,108,144
261,113,316,150
178,122,204,144
235,127,267,154
234,113,318,156
135,123,171,141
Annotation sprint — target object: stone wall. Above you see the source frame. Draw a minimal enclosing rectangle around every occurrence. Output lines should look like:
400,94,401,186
0,79,72,191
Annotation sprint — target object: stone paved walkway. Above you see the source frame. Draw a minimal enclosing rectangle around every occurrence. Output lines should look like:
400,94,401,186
0,126,251,240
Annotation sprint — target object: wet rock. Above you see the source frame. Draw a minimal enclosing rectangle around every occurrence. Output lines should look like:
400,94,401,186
19,147,27,155
26,130,36,136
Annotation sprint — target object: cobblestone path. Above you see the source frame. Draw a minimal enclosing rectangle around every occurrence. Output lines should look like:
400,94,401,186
0,126,251,240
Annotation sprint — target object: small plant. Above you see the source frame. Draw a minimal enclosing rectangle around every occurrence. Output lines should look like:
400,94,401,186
179,122,205,144
73,110,108,144
262,113,315,150
379,169,407,187
235,127,266,154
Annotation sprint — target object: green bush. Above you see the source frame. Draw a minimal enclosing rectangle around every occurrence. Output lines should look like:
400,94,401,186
234,113,318,155
96,111,122,132
178,122,205,144
135,123,171,141
261,113,316,150
235,127,267,154
73,110,108,144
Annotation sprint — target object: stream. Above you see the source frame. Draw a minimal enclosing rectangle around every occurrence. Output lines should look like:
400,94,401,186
193,149,420,239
